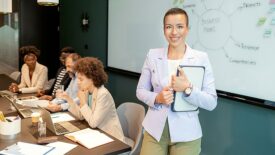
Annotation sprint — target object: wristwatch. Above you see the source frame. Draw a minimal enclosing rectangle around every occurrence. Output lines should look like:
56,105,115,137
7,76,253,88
184,83,193,96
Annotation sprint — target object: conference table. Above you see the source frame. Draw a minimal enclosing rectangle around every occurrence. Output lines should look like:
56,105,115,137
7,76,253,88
0,74,131,155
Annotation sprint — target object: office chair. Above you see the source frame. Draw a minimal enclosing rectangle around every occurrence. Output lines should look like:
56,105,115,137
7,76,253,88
9,71,21,83
44,78,55,90
117,102,145,155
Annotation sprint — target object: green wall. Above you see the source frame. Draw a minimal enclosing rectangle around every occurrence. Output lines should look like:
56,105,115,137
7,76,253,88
60,0,107,63
60,0,275,154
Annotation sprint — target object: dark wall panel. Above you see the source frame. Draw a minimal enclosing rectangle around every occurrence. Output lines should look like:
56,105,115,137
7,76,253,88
19,0,59,79
60,0,107,65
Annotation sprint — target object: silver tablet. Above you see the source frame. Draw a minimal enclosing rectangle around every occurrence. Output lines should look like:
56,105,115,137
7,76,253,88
172,66,205,112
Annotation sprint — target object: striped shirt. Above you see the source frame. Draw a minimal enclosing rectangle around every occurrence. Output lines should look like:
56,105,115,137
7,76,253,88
52,68,67,96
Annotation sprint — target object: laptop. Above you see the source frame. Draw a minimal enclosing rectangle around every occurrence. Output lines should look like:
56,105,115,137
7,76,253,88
39,108,80,135
0,90,16,97
3,95,40,118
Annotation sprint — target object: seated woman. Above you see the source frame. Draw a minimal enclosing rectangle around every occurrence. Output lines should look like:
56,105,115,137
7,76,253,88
62,57,125,143
9,46,48,93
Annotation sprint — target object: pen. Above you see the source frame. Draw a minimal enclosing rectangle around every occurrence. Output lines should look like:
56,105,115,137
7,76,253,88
14,115,20,120
6,118,12,122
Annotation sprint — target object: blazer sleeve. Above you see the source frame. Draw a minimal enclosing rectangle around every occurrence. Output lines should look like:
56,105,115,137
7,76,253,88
80,91,113,128
136,52,159,108
183,53,218,111
68,98,84,120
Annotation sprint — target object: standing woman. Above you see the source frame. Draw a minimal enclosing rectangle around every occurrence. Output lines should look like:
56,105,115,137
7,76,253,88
9,46,48,94
64,57,125,143
136,8,217,155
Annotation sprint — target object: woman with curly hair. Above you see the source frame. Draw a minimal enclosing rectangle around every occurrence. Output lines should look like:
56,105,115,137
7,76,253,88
9,46,48,93
62,57,125,143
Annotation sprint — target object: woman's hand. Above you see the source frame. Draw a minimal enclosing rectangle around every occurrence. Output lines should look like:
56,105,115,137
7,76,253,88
46,102,62,112
155,86,174,105
39,95,53,101
9,83,19,93
60,91,71,101
36,89,45,97
78,90,88,108
171,67,190,92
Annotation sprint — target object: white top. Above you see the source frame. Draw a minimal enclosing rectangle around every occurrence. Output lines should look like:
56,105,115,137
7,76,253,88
167,59,181,85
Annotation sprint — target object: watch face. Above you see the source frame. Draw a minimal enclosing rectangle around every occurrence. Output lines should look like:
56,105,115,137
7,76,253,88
185,87,192,95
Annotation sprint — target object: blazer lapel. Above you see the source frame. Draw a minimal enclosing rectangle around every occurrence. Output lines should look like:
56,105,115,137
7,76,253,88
180,44,195,66
31,62,40,87
155,48,169,87
24,65,31,87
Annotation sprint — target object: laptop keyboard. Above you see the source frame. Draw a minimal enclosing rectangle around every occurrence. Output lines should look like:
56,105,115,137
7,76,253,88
54,123,69,134
20,109,33,117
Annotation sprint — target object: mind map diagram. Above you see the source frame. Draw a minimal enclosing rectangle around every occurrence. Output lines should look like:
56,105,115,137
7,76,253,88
173,0,275,66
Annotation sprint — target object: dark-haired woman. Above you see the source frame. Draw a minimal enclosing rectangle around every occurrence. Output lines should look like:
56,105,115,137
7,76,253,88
9,46,48,93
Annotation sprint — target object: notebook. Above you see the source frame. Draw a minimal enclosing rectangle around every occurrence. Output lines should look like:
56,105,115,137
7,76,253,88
65,128,114,149
4,95,40,118
39,108,80,135
172,66,205,112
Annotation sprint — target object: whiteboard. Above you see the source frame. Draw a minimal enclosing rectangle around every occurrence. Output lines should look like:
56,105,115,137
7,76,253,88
108,0,275,103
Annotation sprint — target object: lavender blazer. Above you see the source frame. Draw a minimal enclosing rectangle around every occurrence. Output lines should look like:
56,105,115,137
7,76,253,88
136,44,217,142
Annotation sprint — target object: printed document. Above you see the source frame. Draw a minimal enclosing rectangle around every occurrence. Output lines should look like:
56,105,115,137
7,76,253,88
0,142,55,155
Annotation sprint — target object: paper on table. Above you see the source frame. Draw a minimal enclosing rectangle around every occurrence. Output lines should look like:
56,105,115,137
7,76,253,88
16,96,38,105
0,141,54,155
16,96,49,108
65,128,114,149
50,112,75,123
0,90,15,97
46,141,77,155
19,100,49,108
